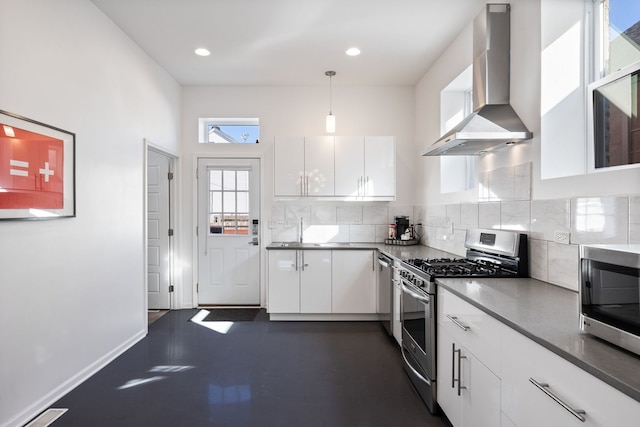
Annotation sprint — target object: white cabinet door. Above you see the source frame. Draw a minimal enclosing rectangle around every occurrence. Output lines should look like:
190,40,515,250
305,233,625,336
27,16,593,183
334,136,364,197
501,326,640,427
300,250,332,313
364,136,395,197
304,136,334,196
331,250,376,313
268,250,300,313
438,325,464,427
438,325,501,427
274,136,304,196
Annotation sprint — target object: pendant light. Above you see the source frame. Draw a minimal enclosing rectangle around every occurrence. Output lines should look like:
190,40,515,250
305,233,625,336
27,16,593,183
325,71,336,133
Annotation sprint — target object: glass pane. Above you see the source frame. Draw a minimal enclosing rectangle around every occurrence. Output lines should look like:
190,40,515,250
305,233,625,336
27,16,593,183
606,0,640,74
209,170,222,191
237,171,249,191
210,192,222,212
223,170,235,191
237,214,249,235
237,192,249,213
223,213,237,234
223,192,236,212
209,214,223,234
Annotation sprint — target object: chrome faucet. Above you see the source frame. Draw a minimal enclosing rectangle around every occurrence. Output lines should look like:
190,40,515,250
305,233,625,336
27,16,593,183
299,217,304,243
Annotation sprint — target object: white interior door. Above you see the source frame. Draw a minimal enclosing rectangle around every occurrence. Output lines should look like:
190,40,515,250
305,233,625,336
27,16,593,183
147,149,172,309
197,158,260,305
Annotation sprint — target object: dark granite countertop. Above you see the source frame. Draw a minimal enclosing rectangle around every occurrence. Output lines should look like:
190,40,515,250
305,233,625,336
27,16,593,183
436,277,640,403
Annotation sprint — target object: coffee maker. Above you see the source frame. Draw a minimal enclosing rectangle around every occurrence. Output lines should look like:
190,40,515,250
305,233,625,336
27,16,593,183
394,216,409,238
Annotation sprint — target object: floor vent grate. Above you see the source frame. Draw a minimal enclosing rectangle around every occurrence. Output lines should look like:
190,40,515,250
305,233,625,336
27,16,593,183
25,408,68,427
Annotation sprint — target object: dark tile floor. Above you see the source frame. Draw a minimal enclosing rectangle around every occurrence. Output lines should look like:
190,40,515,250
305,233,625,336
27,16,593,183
46,310,451,427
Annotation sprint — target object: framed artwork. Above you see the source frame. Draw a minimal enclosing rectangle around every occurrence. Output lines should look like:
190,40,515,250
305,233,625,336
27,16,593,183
0,110,75,219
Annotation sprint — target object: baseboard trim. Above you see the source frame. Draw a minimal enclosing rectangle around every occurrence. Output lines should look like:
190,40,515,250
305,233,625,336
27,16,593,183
3,329,146,427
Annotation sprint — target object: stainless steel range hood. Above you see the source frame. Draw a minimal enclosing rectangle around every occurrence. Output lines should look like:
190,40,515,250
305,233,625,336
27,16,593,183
422,4,532,156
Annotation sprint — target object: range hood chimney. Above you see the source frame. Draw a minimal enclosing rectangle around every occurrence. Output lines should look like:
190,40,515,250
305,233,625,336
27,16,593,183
422,4,532,156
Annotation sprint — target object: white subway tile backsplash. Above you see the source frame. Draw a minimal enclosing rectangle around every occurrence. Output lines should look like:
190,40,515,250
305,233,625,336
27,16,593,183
529,239,548,282
363,205,389,225
350,225,375,242
547,242,580,291
530,199,570,241
501,201,531,231
478,202,501,229
514,163,531,200
446,204,461,228
311,205,336,225
426,205,447,227
460,203,479,229
375,225,390,243
490,166,515,201
337,205,362,224
571,196,629,244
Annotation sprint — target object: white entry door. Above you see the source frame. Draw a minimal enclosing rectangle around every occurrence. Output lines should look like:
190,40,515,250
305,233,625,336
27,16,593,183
147,149,172,309
197,158,260,305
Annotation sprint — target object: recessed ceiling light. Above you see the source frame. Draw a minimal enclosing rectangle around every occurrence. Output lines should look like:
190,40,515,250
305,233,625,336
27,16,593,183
346,47,361,56
195,48,210,57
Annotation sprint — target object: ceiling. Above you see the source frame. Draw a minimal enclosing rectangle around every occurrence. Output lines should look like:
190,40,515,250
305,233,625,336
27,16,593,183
90,0,487,86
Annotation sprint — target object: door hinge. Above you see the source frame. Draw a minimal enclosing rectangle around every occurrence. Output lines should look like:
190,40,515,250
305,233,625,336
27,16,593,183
168,172,174,180
196,226,198,236
168,228,174,236
169,285,174,293
196,168,199,179
196,283,199,293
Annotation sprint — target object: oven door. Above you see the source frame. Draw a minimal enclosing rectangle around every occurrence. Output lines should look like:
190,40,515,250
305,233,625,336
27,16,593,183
400,278,437,413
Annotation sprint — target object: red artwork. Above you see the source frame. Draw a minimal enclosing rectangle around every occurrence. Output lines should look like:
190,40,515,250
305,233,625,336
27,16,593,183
0,123,65,209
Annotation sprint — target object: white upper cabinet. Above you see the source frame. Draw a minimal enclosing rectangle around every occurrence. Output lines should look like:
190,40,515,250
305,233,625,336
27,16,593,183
275,135,395,200
304,136,335,196
364,136,395,198
335,136,395,199
274,136,334,197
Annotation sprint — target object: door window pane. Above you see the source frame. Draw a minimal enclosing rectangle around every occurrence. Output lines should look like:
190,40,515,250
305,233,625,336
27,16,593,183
208,168,251,235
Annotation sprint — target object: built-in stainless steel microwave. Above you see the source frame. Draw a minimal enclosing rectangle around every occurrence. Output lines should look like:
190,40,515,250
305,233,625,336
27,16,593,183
580,244,640,356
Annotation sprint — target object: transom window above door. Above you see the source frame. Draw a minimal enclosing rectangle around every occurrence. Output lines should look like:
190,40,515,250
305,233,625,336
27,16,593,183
198,118,260,144
208,168,250,235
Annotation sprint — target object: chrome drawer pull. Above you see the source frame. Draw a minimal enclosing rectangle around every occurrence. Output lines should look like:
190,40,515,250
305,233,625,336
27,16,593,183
529,378,586,422
447,314,470,331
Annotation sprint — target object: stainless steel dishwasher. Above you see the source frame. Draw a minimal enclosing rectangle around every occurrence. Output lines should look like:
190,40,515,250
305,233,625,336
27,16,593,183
377,253,393,335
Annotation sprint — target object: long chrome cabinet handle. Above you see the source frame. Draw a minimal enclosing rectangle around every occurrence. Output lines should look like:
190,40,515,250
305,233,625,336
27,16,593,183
453,344,467,396
529,378,586,422
447,314,470,331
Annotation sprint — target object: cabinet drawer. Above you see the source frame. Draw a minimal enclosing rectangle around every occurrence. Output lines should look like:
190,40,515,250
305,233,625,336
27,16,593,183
501,326,640,426
438,288,502,375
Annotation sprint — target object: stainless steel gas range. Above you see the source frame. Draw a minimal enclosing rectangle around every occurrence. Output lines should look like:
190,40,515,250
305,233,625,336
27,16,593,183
399,229,528,414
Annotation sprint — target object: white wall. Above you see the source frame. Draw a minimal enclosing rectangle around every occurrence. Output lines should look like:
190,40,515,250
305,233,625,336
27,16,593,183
415,0,640,206
0,1,181,426
180,85,415,308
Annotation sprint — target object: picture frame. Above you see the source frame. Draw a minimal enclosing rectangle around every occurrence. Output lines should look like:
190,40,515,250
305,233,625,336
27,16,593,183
0,110,76,219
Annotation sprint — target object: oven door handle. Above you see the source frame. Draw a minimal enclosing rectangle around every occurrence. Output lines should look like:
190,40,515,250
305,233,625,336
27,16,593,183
401,282,430,304
401,348,432,386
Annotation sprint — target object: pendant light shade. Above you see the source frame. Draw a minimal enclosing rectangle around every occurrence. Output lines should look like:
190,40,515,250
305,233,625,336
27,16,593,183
325,71,336,133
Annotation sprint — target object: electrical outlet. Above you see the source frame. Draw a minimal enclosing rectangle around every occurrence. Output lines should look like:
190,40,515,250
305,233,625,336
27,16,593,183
554,231,570,245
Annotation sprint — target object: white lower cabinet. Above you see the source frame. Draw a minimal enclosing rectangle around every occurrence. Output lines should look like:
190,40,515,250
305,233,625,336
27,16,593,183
438,326,501,427
501,326,640,427
437,289,502,427
437,288,640,426
331,250,377,313
268,250,331,313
